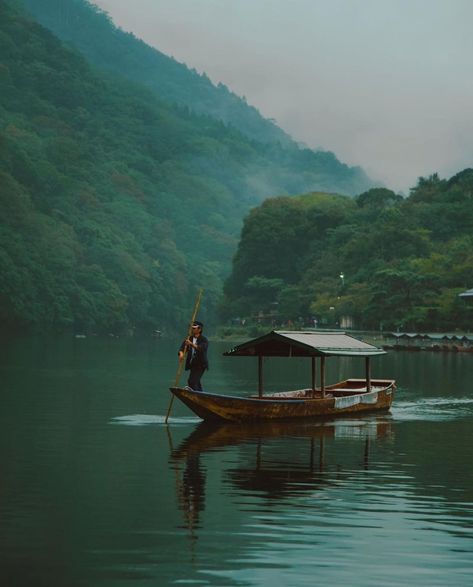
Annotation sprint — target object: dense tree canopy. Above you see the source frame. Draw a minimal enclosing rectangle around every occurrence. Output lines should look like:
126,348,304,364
0,1,374,333
222,173,473,332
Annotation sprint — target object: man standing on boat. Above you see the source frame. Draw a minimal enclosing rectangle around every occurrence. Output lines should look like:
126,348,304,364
178,321,209,391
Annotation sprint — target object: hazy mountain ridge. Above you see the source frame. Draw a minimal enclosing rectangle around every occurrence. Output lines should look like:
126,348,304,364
21,0,373,196
21,0,295,147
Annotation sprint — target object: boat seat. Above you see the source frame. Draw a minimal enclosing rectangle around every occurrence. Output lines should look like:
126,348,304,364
334,386,384,394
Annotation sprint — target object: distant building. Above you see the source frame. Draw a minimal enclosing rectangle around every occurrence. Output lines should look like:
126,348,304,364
459,288,473,302
459,288,473,311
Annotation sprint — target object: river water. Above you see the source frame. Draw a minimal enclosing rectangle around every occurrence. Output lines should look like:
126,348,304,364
1,335,472,586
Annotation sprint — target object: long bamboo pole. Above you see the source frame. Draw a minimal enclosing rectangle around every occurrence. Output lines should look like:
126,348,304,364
165,288,204,424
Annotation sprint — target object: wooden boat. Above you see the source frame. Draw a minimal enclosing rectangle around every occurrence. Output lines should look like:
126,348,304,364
170,330,396,422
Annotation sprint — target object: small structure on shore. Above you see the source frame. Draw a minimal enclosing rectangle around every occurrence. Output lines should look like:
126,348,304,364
459,288,473,301
383,332,473,352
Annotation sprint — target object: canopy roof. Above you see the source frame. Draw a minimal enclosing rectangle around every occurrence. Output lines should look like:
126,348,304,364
223,330,385,358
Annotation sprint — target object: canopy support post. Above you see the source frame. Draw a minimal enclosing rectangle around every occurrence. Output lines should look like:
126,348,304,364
365,356,371,393
311,356,316,397
258,355,263,398
320,356,326,398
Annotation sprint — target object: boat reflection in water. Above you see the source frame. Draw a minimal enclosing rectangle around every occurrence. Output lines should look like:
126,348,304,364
169,417,393,538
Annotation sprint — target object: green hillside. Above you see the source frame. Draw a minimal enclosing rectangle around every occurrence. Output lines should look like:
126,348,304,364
21,0,372,196
0,1,373,333
22,0,291,147
24,0,291,144
222,173,473,331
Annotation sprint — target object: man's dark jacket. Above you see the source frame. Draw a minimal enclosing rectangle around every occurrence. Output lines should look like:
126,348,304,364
179,335,209,371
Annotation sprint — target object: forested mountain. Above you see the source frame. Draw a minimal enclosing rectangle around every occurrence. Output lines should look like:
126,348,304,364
23,0,292,145
21,0,372,196
0,1,374,333
223,171,473,331
22,0,292,146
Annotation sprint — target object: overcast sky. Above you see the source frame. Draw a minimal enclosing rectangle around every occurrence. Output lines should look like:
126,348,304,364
94,0,473,192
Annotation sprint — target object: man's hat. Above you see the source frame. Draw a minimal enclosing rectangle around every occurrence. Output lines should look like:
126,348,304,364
192,321,203,328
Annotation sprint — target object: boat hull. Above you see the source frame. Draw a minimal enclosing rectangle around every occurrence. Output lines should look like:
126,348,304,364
169,379,395,422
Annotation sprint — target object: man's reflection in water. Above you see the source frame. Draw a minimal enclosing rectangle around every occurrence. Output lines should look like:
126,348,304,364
168,425,207,542
174,451,206,556
180,453,206,524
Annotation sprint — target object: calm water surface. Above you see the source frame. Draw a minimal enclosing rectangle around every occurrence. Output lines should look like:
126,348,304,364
1,335,472,586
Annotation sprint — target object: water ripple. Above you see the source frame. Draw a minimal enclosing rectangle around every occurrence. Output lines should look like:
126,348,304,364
110,414,201,426
392,397,473,421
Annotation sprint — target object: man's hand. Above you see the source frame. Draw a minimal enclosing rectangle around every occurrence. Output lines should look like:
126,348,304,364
178,350,184,361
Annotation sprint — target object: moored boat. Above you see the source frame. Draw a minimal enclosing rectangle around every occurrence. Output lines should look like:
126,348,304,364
170,330,396,422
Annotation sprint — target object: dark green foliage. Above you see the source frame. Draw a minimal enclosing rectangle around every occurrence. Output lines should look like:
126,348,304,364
223,174,473,331
0,1,373,333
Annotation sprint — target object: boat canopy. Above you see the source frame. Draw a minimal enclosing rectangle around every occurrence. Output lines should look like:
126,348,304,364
223,330,385,358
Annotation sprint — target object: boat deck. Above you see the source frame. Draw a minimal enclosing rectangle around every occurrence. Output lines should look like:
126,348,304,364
260,380,392,400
